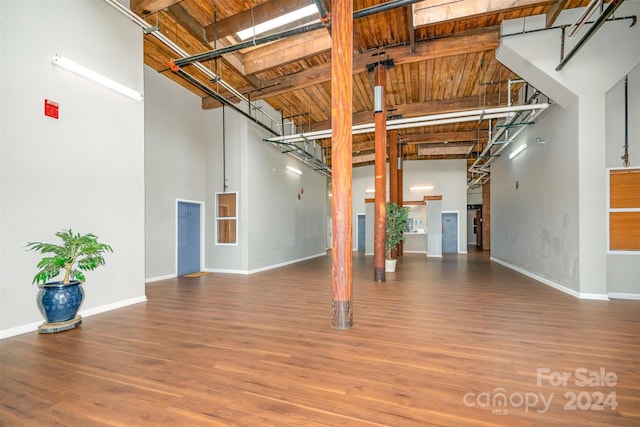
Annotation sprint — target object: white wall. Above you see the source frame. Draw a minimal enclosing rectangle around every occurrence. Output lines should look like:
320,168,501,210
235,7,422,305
144,66,205,280
354,159,467,253
1,0,146,337
491,103,580,292
205,103,327,273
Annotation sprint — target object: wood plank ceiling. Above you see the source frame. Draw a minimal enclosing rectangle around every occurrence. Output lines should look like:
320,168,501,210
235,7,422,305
131,0,592,177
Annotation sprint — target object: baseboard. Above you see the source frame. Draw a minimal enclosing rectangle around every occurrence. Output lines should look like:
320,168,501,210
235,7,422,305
207,252,327,275
0,295,147,340
79,295,147,318
490,257,597,300
145,273,177,283
608,292,640,300
404,250,427,254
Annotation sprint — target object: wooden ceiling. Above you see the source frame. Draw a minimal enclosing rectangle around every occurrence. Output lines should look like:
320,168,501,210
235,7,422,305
132,0,591,174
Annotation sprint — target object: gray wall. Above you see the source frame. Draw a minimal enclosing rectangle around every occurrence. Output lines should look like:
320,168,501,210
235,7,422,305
496,3,640,298
491,103,580,292
1,0,146,337
605,64,640,296
144,66,205,280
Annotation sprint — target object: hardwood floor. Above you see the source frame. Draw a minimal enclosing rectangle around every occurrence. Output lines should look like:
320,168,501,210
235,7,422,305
1,250,639,426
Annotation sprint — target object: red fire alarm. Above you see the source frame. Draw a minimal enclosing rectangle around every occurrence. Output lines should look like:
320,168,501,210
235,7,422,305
44,99,59,119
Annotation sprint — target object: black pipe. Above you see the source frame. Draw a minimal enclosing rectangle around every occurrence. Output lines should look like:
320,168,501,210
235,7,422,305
313,0,329,21
222,104,227,191
623,75,629,166
176,68,279,136
556,0,626,71
173,0,423,67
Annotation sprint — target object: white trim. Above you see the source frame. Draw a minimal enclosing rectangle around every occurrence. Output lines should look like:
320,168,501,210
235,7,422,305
404,250,427,254
176,199,206,275
215,191,239,247
491,257,609,300
0,295,147,340
0,321,42,340
79,296,147,317
145,273,177,283
207,252,326,275
608,292,640,300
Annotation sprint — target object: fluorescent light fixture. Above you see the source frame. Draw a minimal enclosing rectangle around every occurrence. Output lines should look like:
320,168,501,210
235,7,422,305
410,185,434,192
365,188,376,194
286,166,302,175
52,54,143,101
237,4,319,40
509,143,527,160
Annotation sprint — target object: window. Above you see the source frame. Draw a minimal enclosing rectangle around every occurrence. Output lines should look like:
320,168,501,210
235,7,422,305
216,192,237,245
608,169,640,252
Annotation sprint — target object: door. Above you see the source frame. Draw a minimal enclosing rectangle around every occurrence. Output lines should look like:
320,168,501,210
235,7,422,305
442,212,458,254
178,201,201,276
357,214,365,251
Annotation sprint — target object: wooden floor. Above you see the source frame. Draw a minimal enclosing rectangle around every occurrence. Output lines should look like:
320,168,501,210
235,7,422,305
1,250,639,426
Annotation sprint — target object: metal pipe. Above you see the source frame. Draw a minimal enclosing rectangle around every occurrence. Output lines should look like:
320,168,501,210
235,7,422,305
556,0,626,71
313,0,330,20
623,75,630,167
173,0,424,67
103,0,282,134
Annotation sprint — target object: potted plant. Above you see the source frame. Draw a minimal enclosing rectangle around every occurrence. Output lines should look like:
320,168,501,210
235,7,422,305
385,202,410,272
26,229,112,332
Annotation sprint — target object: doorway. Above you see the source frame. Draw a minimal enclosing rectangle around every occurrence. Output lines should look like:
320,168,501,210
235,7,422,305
442,212,458,254
177,200,202,276
357,214,365,251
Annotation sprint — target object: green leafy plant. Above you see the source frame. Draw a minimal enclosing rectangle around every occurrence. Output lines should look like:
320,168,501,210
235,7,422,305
26,229,113,285
385,202,410,259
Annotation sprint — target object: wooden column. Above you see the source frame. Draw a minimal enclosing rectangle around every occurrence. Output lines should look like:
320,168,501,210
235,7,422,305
331,0,353,329
397,151,404,256
388,131,399,259
389,131,398,205
374,65,387,282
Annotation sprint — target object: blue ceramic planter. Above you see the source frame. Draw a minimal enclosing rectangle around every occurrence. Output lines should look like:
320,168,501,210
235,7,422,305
37,281,84,323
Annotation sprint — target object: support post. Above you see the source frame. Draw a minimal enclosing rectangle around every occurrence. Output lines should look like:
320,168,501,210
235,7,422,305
389,131,399,259
331,0,353,329
374,65,387,282
397,150,404,256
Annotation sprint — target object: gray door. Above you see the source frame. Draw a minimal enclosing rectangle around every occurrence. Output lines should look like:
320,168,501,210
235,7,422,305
178,201,201,275
442,212,458,254
357,214,365,251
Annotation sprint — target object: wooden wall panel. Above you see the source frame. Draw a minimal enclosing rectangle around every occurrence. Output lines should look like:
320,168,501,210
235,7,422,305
609,212,640,251
610,169,640,209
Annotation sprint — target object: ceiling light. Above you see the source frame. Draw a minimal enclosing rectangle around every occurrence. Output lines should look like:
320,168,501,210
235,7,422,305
365,188,375,193
286,166,302,175
509,143,527,160
237,4,319,40
409,185,434,192
52,54,143,101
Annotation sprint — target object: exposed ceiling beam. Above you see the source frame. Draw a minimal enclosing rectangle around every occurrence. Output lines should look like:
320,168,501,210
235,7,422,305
412,0,554,27
309,93,501,131
204,0,313,41
546,0,570,27
202,27,500,108
402,131,487,144
131,0,182,16
244,29,332,75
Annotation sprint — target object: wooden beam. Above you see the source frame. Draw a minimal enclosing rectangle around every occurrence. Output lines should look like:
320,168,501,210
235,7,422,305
401,131,487,144
205,0,313,41
244,29,332,75
331,0,353,329
309,93,501,131
131,0,181,16
205,27,499,105
546,0,569,27
374,66,387,282
412,0,554,27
